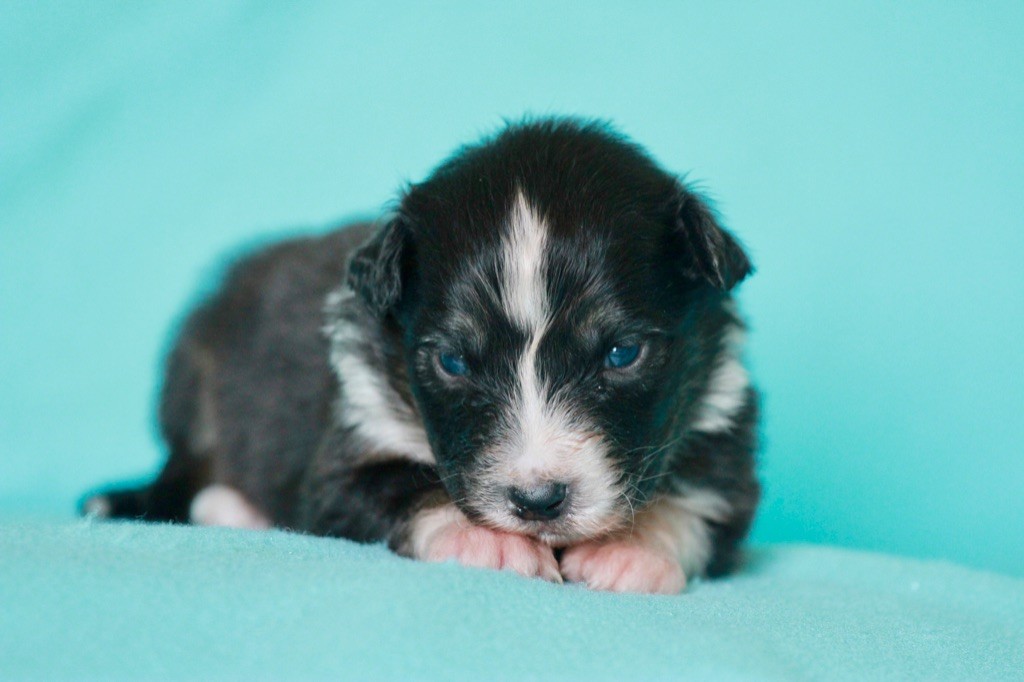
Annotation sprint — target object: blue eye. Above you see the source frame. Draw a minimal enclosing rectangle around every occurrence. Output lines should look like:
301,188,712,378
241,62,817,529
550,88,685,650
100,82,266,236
438,351,469,377
605,343,641,369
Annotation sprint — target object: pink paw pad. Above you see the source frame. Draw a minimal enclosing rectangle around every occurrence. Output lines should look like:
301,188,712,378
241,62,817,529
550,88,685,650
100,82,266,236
560,540,686,594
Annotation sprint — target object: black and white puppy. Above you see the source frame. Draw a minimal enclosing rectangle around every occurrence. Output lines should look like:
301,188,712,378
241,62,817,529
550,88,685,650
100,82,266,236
83,119,760,594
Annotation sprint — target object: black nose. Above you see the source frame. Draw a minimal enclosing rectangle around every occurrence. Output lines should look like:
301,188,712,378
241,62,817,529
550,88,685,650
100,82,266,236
508,483,568,521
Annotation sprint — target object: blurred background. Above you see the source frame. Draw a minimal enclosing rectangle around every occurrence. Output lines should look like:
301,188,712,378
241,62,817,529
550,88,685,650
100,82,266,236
1,2,1021,576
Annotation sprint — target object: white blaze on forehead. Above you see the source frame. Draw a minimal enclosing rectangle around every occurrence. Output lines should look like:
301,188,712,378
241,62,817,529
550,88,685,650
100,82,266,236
500,191,550,330
499,191,564,481
499,190,560,481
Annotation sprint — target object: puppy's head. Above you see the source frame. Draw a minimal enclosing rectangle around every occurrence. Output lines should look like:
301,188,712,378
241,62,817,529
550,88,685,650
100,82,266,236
349,119,751,544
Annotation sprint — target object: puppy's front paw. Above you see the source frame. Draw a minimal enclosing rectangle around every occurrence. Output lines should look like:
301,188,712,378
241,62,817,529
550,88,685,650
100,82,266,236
560,539,685,594
410,504,561,583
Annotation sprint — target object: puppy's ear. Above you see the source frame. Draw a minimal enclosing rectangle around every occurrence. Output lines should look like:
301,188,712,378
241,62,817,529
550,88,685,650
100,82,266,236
673,189,752,290
347,216,412,316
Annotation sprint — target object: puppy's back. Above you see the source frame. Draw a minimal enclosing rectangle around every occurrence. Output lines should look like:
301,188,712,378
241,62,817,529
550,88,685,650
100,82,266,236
87,223,375,525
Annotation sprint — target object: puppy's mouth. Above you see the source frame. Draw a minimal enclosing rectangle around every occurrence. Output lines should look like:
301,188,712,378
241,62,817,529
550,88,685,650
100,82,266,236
445,428,630,545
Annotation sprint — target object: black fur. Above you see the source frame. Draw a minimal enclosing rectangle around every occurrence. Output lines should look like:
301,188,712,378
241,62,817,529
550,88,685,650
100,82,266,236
83,118,760,579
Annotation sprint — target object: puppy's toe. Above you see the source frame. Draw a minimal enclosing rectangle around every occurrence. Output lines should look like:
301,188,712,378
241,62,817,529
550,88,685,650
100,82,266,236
495,533,562,583
412,504,560,582
561,540,685,594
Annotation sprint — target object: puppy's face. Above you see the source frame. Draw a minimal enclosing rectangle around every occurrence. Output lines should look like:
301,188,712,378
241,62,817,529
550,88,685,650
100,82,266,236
349,122,750,545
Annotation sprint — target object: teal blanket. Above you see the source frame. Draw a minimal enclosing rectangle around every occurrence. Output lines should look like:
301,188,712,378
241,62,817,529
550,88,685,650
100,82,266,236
2,519,1021,680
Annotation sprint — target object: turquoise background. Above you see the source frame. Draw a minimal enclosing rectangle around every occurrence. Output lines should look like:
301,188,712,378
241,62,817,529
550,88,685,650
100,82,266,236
1,2,1022,576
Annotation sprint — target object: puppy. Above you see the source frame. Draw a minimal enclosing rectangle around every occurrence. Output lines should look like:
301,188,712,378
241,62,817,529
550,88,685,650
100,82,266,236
83,118,760,594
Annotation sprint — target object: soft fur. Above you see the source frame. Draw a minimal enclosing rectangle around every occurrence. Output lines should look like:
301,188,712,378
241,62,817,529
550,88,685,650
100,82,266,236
83,119,760,593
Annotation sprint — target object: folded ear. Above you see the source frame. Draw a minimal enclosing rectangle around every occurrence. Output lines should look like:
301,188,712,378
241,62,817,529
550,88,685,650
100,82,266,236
346,216,412,316
673,189,753,290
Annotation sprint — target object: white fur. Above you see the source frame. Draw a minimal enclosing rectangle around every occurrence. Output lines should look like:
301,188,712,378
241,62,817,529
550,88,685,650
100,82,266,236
660,488,731,576
82,495,112,518
509,335,562,479
481,394,620,543
691,324,750,433
325,287,435,465
476,192,620,541
189,485,271,529
489,346,621,541
500,192,549,331
500,192,561,482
